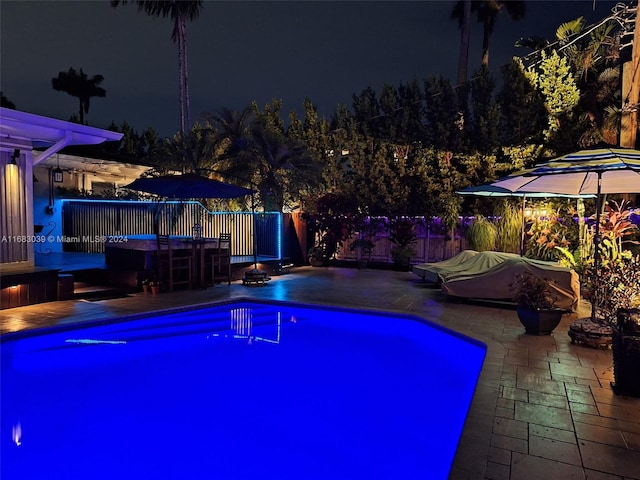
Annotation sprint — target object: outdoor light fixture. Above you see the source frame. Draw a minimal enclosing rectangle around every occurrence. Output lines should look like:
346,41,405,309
53,167,64,183
53,155,64,183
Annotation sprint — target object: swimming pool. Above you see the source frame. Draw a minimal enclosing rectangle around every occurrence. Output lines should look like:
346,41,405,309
1,300,486,479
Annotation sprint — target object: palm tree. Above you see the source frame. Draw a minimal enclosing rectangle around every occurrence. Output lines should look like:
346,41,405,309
481,1,525,67
451,0,472,85
51,67,106,124
207,106,255,156
111,0,203,133
248,122,319,212
454,1,525,68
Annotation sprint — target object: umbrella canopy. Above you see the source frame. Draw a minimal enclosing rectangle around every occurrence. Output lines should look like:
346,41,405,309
456,184,594,198
491,147,640,195
124,173,253,199
492,169,640,195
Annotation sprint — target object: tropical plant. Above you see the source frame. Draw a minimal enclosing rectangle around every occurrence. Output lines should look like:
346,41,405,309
389,216,417,269
495,200,523,254
307,245,327,266
111,0,203,133
585,253,640,325
510,271,558,310
51,67,106,124
245,120,318,212
524,204,576,261
466,214,497,251
158,121,223,174
596,199,639,267
522,51,581,144
350,238,375,264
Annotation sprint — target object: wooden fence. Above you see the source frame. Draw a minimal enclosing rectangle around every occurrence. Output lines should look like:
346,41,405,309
335,223,468,264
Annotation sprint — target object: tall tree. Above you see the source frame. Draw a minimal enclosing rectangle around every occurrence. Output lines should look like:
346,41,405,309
51,67,106,124
423,76,465,151
451,0,473,85
111,0,203,133
469,66,501,152
497,59,546,147
474,1,526,68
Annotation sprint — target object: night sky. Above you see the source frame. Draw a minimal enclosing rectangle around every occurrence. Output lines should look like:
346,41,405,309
0,0,623,138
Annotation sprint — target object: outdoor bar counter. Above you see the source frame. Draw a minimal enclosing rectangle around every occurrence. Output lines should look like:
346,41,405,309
105,234,220,271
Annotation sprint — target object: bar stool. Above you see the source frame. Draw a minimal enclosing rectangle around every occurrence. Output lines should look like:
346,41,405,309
155,234,193,291
211,233,231,285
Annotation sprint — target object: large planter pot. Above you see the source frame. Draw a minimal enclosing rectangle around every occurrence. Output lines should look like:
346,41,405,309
391,247,413,272
516,307,564,335
611,308,640,397
309,258,326,267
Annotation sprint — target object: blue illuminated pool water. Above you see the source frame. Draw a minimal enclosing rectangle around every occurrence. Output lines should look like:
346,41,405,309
1,300,486,479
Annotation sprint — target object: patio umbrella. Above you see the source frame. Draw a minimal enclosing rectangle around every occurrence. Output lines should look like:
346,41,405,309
124,173,253,199
490,146,640,194
492,146,640,320
124,173,265,278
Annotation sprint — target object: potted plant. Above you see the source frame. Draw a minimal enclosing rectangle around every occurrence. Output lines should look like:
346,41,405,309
351,238,375,269
308,246,327,267
390,217,417,271
510,271,565,335
141,278,151,293
351,216,386,269
149,280,161,294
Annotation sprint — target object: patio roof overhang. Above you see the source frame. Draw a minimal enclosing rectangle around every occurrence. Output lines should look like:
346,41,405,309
0,107,123,164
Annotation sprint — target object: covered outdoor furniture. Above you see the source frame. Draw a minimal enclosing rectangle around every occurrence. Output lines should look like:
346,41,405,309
440,255,580,311
413,250,479,283
413,250,519,284
155,234,193,291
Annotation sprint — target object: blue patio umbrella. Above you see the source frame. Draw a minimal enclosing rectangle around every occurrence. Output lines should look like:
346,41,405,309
124,173,268,282
124,173,254,199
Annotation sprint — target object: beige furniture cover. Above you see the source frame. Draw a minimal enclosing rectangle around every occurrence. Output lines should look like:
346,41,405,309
412,250,480,283
439,254,580,311
413,250,522,284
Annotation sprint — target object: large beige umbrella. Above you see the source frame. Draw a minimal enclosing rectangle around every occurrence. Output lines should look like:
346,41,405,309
492,146,640,320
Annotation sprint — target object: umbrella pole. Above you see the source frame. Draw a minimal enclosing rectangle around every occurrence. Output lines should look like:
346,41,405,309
242,191,269,285
520,196,527,256
252,192,258,270
591,173,603,322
